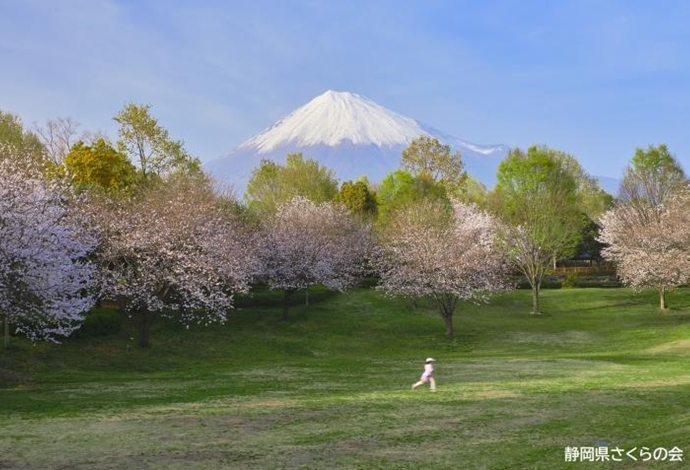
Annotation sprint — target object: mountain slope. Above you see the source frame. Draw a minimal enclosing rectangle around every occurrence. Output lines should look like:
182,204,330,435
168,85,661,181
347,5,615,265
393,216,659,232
204,90,509,196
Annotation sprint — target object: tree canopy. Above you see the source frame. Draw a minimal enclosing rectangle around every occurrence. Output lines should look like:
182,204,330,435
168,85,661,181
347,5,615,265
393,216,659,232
618,144,686,207
0,110,46,168
335,180,378,218
245,153,339,217
401,135,466,191
62,138,137,193
114,103,200,182
376,169,448,227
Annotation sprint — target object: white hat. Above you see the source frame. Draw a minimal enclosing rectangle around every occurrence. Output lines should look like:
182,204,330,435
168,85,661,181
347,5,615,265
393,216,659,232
426,357,435,362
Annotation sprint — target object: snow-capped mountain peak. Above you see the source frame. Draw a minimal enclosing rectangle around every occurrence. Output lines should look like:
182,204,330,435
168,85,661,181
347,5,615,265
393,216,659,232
239,90,429,153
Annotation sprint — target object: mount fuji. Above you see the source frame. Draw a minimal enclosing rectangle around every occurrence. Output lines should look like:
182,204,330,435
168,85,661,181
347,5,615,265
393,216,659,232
205,90,509,195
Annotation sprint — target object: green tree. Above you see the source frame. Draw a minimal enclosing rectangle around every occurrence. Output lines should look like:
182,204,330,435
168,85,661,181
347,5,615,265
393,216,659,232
492,146,585,314
619,144,686,206
555,151,613,221
114,103,200,182
552,151,613,262
376,170,448,227
459,175,490,207
62,138,137,193
401,135,466,192
0,110,46,167
245,153,338,217
335,180,377,218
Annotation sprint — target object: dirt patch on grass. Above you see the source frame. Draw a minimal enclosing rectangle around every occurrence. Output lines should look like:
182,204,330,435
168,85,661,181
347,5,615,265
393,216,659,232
241,398,296,409
646,338,690,353
617,375,690,389
507,331,593,345
473,389,521,400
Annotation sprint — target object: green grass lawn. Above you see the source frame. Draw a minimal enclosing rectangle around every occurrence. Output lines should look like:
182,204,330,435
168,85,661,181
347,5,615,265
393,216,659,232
1,287,689,469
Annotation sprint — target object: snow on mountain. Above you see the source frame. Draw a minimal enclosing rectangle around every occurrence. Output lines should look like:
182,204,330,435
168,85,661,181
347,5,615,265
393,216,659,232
238,90,424,151
204,90,510,196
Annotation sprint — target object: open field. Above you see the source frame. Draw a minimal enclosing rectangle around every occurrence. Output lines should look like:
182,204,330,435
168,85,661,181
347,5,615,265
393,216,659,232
1,287,689,469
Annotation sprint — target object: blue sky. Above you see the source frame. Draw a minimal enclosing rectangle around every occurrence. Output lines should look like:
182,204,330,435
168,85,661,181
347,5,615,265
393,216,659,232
2,0,690,180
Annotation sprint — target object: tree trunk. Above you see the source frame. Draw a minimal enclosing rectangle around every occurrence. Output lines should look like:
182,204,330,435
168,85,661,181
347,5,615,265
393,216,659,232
443,313,454,339
282,289,295,321
139,310,152,348
436,295,457,339
3,311,9,349
531,282,541,315
659,286,668,310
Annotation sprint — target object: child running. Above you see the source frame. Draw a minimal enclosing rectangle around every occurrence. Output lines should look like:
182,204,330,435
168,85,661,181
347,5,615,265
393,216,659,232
412,357,436,392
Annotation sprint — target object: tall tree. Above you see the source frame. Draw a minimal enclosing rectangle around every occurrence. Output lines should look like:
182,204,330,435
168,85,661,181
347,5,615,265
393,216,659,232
376,199,507,338
491,146,584,314
245,153,339,217
95,175,255,347
0,151,97,347
555,151,613,221
401,135,466,191
255,197,374,320
114,103,200,182
62,138,137,193
553,151,613,261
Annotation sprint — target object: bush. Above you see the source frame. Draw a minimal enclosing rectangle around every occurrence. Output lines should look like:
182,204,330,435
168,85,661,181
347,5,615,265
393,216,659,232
511,273,621,289
561,272,579,289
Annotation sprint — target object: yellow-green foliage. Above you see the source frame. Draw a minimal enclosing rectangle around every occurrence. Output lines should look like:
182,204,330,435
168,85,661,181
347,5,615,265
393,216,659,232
62,138,137,192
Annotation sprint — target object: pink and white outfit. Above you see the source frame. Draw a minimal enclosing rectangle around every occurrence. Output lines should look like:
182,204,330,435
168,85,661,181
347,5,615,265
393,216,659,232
412,357,437,391
421,361,434,380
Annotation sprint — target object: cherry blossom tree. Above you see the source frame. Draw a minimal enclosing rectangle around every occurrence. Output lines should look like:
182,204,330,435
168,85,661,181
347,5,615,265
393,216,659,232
255,197,374,320
95,175,255,347
599,145,689,310
375,199,508,338
599,187,690,309
0,154,97,347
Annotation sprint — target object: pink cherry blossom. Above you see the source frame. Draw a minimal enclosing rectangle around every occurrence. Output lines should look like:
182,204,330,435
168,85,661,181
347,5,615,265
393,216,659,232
0,154,97,345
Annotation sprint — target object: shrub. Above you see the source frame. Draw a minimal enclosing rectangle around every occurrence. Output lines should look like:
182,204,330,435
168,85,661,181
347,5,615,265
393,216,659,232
561,272,579,288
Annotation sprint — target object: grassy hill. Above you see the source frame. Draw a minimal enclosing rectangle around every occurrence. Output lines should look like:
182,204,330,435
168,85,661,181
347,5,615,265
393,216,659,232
1,287,689,469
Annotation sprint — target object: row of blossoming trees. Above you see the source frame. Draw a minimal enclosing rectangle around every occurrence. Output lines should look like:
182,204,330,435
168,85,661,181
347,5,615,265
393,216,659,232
2,105,688,348
0,142,509,346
